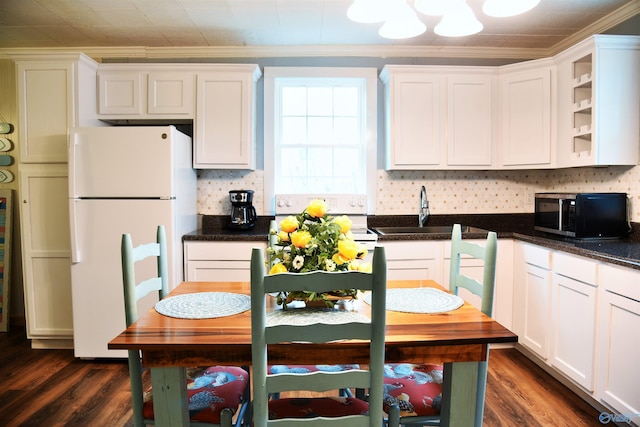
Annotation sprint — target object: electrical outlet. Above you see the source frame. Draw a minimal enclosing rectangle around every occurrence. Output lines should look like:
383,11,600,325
524,192,535,205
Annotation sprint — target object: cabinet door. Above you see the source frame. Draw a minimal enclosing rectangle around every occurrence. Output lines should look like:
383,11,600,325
147,71,194,116
19,164,73,341
520,262,551,359
597,290,640,417
384,72,444,169
194,71,256,169
97,70,143,115
550,273,596,391
500,65,553,167
17,62,73,163
597,264,640,417
447,74,495,166
513,242,552,360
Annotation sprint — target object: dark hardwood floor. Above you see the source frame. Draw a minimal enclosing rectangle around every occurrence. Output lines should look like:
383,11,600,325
0,326,602,426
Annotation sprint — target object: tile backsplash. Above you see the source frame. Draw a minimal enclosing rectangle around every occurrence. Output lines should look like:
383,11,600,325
198,165,640,221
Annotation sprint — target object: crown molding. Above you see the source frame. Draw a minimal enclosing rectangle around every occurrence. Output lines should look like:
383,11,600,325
0,44,551,62
547,1,640,55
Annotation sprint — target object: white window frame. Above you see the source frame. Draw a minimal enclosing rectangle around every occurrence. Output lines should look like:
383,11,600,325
264,67,377,215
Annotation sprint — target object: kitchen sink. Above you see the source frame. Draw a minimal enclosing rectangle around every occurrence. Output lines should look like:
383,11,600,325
371,225,490,235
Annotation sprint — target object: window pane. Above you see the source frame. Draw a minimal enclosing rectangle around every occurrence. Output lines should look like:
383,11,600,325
334,117,359,145
308,147,333,178
307,87,333,116
280,147,307,178
282,87,307,115
308,117,333,145
334,87,359,116
281,117,307,145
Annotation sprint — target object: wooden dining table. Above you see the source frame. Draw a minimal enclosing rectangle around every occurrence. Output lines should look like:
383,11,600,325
109,279,517,427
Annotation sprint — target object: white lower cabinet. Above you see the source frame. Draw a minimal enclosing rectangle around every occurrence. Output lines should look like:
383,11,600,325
19,164,73,348
513,241,552,360
380,241,443,283
184,241,266,282
550,251,597,392
597,264,640,421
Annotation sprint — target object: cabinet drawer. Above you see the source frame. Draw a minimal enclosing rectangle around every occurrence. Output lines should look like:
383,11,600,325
382,241,442,260
553,251,597,285
599,263,640,302
521,242,551,269
184,241,264,261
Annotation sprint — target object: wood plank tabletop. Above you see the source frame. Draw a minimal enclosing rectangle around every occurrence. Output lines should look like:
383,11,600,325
109,280,517,367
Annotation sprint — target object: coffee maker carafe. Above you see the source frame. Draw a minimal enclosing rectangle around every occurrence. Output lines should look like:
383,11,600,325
229,190,257,230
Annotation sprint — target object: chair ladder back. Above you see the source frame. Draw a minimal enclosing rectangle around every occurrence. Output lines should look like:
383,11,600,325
250,246,387,427
121,225,169,327
448,224,498,316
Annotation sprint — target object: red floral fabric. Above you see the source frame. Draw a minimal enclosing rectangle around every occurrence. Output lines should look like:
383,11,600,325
382,363,443,416
142,366,248,423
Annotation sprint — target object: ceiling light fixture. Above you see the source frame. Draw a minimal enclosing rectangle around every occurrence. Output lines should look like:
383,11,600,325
347,0,540,39
483,0,541,17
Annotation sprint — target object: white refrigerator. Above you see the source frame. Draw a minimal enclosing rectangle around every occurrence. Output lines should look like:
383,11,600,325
68,126,197,358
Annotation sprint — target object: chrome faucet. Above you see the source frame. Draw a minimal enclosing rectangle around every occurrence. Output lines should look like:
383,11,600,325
419,185,430,227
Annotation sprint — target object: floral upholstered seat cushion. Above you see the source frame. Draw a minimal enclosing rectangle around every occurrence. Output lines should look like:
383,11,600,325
382,363,443,416
269,364,360,374
268,397,369,419
142,366,249,423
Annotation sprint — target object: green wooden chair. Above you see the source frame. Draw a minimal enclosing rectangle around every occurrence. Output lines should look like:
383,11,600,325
121,225,250,427
250,246,389,427
386,223,498,427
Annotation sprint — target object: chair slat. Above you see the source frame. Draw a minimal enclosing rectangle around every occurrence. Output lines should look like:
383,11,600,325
266,322,371,344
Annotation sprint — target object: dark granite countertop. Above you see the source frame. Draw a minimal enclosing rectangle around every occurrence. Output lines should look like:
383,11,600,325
183,214,640,271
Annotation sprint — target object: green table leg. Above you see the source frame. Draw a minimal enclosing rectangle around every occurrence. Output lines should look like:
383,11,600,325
441,361,484,427
150,366,189,427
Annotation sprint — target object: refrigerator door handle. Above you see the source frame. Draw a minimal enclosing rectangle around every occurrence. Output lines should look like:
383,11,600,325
69,199,81,264
68,132,78,198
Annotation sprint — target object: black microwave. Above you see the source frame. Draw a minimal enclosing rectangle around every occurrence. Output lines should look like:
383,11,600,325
534,193,630,239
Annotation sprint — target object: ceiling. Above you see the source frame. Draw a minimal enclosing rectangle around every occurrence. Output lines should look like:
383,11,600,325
1,0,639,59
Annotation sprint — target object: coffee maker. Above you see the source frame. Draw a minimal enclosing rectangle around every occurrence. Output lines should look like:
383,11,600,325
229,190,257,230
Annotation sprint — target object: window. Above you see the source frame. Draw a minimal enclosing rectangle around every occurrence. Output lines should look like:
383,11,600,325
264,67,377,213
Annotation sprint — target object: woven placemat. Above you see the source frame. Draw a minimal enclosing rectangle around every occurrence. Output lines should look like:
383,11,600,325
364,288,464,314
155,292,251,319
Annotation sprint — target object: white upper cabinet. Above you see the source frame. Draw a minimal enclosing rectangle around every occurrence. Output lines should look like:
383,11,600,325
380,66,444,169
380,65,496,170
555,35,640,167
446,71,496,167
194,65,261,169
499,58,555,168
97,65,195,119
15,53,100,163
96,63,261,169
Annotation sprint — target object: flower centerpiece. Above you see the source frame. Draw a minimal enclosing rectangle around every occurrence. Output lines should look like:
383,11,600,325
268,198,372,308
